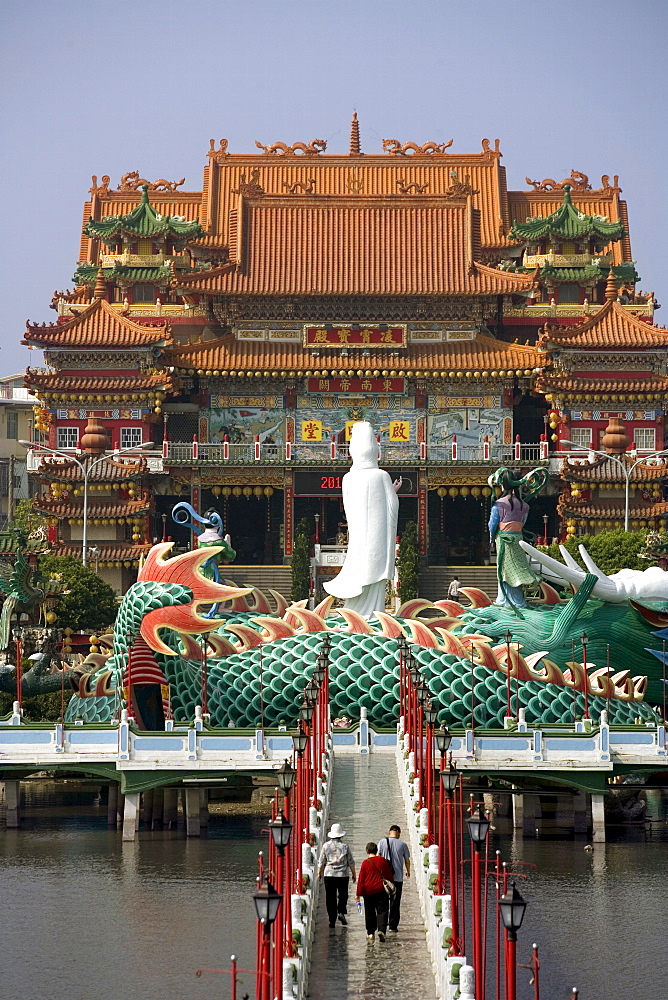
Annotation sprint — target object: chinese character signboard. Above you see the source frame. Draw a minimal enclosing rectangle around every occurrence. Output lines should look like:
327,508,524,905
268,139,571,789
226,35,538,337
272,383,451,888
301,419,323,441
304,325,406,348
388,420,411,442
307,376,405,395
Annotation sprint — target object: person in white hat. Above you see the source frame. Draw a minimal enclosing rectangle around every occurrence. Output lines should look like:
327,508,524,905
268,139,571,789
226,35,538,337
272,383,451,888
317,822,356,928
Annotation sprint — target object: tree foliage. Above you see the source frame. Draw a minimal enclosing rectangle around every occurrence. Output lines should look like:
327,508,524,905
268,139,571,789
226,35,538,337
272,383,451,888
397,520,420,602
539,528,647,576
38,555,119,632
291,517,311,603
11,498,46,537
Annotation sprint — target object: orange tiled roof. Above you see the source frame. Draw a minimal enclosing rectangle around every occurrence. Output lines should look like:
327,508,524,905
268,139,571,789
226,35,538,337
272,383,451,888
536,375,668,394
559,498,668,519
51,542,152,563
39,455,147,482
202,147,510,248
168,332,543,374
561,455,668,483
539,300,668,350
25,370,171,394
34,495,151,518
176,198,537,298
23,298,171,350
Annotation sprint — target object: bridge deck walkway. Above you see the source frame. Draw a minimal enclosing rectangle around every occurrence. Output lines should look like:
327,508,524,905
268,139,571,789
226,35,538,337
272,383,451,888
307,755,437,1000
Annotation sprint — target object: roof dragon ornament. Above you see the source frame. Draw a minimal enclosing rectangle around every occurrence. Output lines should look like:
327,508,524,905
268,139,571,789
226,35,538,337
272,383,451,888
255,139,327,156
382,139,453,155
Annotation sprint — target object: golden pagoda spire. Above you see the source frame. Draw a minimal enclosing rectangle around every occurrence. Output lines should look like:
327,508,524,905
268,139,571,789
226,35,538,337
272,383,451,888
349,111,361,156
605,267,618,301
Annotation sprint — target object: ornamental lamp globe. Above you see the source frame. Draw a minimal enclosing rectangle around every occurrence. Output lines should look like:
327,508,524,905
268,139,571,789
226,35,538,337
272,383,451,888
252,880,282,925
499,881,528,941
466,807,491,849
275,758,296,794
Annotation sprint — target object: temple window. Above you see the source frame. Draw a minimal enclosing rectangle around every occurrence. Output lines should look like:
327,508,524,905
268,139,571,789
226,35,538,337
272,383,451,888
133,283,155,303
569,427,592,449
635,427,656,452
57,426,79,449
559,283,580,304
561,241,576,255
7,410,18,439
137,239,153,255
120,427,143,449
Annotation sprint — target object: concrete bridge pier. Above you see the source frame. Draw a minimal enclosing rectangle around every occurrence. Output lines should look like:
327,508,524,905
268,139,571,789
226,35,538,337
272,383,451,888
512,786,523,829
162,787,178,828
5,780,20,828
140,789,154,828
591,794,606,843
122,791,140,841
107,784,118,827
185,786,201,837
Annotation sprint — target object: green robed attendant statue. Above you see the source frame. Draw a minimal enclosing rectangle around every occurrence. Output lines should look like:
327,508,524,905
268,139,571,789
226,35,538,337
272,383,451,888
488,467,548,609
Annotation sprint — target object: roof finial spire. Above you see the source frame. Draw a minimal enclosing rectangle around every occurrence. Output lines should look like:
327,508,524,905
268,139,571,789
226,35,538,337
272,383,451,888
349,111,361,156
562,183,572,205
93,267,107,300
605,267,618,301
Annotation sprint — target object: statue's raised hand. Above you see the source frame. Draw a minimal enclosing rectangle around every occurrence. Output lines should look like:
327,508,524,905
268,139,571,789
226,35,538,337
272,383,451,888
393,478,403,493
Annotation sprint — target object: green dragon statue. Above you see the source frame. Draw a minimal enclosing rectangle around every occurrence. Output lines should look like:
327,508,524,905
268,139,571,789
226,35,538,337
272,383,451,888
66,540,664,730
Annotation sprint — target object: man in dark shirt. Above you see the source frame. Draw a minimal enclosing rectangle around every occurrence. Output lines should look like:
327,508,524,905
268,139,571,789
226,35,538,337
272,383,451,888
378,824,411,932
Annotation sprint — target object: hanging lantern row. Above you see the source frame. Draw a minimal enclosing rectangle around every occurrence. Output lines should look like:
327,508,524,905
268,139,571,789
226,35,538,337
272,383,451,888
36,391,167,405
435,486,493,498
60,515,146,527
183,367,540,379
211,485,275,498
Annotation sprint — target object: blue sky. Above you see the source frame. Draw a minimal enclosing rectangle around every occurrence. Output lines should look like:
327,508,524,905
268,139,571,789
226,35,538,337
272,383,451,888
1,0,666,373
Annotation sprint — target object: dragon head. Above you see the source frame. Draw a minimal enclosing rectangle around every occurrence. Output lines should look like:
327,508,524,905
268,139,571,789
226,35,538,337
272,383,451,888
135,543,251,655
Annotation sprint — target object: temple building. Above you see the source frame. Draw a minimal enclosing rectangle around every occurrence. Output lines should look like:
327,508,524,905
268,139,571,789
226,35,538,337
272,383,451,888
21,120,667,589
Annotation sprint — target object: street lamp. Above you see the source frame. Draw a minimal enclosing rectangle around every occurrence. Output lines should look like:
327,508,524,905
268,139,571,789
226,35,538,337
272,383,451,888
466,807,491,1000
580,631,590,720
275,758,296,795
20,438,153,566
292,729,308,757
252,880,282,1000
560,441,668,532
423,702,439,842
499,881,528,1000
292,729,308,895
438,763,460,950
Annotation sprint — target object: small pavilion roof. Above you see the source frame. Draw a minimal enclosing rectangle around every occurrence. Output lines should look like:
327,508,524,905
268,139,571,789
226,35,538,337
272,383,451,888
558,498,668,521
509,186,625,243
538,299,668,350
33,496,152,519
561,454,668,484
23,297,171,350
536,374,668,395
25,370,172,395
84,186,205,243
39,455,148,483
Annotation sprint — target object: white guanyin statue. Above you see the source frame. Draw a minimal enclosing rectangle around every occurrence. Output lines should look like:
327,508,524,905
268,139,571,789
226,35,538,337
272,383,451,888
324,421,401,619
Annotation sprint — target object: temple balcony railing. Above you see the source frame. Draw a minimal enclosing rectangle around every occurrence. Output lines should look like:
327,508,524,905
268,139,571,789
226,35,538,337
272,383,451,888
163,440,548,466
523,250,611,268
504,301,654,320
99,252,191,268
56,299,207,318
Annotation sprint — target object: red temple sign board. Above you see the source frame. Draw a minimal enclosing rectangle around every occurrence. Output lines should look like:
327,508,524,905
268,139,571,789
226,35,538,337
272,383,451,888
304,325,406,348
307,376,405,395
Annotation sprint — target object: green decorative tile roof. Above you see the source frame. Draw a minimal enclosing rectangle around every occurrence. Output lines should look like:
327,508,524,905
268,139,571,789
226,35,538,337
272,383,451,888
509,186,625,242
540,262,640,284
83,186,204,242
73,264,172,286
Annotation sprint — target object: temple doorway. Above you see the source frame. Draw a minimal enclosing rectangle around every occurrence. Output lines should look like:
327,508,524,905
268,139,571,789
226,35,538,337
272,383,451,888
428,490,491,565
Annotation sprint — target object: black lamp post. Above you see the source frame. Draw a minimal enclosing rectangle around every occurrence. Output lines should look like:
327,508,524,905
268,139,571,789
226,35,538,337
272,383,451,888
253,880,282,1000
423,702,439,841
298,700,314,725
292,729,308,757
292,728,308,894
438,763,460,952
466,808,491,1000
304,680,319,702
275,758,296,796
268,816,292,995
580,630,590,720
499,881,527,1000
434,723,452,896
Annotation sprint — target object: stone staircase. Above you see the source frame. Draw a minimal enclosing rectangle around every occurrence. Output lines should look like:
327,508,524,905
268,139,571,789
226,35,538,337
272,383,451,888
223,564,292,599
419,564,497,602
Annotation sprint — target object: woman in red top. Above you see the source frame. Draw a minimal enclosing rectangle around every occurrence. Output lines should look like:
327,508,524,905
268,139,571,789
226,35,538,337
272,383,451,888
355,842,395,941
